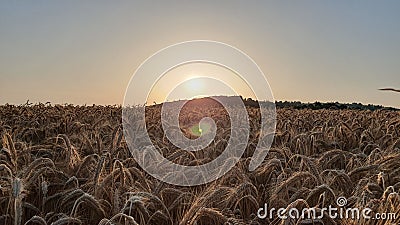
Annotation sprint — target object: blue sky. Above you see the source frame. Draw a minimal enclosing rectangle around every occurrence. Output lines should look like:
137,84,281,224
1,1,399,107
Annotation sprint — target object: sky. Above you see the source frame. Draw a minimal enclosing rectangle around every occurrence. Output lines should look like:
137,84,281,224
1,1,399,107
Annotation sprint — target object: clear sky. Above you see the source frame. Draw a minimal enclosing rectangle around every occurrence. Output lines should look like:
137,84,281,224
1,1,399,107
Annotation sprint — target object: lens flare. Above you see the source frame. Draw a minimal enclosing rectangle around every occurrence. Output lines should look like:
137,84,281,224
189,122,212,137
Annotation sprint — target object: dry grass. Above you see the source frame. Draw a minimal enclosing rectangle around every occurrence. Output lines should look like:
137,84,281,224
0,103,399,225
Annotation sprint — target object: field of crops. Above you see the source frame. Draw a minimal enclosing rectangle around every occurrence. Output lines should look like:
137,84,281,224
0,103,399,225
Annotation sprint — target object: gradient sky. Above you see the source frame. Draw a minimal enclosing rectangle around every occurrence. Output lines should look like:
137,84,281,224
1,1,399,107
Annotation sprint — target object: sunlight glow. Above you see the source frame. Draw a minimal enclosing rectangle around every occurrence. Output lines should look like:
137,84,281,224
185,77,204,92
147,62,257,105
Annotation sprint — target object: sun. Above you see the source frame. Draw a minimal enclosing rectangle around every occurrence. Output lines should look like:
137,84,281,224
146,61,257,104
182,77,213,99
184,76,204,92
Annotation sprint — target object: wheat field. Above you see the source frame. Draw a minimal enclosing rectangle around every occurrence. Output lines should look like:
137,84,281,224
0,103,399,225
